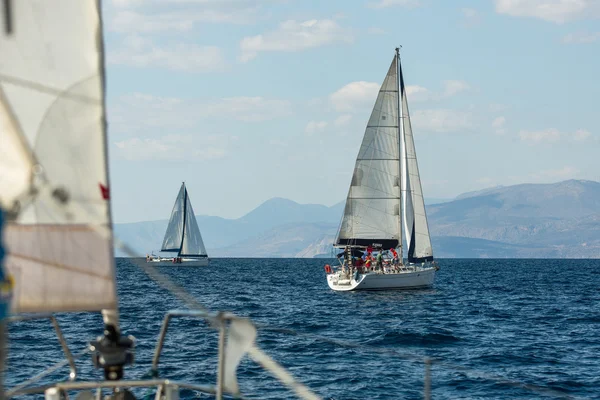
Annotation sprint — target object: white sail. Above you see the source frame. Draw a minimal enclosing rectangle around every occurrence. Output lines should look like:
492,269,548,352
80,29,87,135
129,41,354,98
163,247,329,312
161,183,207,256
0,1,117,312
180,191,207,256
0,89,33,212
335,56,401,249
400,59,433,262
161,184,186,252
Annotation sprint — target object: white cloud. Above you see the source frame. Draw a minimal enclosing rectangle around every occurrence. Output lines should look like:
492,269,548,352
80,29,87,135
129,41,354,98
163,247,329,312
367,0,421,9
334,114,353,127
573,129,592,141
441,80,470,97
520,128,561,143
108,0,277,32
110,10,251,33
239,19,353,62
494,0,599,24
114,134,228,161
461,7,482,26
109,93,292,138
562,31,600,43
108,35,226,72
329,81,380,112
111,0,144,7
205,96,292,122
411,109,474,133
406,85,431,102
519,128,593,143
305,121,328,135
492,116,506,135
328,79,470,112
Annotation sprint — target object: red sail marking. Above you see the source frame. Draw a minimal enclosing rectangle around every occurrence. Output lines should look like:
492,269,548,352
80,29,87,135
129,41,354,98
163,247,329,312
99,183,110,200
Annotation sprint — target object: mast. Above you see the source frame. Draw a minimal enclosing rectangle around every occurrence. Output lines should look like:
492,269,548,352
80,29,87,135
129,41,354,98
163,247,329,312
396,47,403,261
178,182,187,256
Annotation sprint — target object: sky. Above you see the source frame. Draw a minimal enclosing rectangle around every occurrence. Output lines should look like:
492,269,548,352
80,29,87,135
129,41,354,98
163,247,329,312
101,0,600,223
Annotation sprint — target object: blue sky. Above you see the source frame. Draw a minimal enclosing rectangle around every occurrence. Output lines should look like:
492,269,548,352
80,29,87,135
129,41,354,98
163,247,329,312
101,0,600,223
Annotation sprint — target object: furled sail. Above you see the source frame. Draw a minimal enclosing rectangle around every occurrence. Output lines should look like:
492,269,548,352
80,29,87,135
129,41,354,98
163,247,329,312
0,1,117,312
161,183,207,256
399,59,434,263
335,56,401,249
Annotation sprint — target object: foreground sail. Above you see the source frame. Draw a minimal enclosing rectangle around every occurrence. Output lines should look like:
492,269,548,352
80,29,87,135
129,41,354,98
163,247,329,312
0,0,116,313
326,48,438,291
147,182,209,266
1,3,320,400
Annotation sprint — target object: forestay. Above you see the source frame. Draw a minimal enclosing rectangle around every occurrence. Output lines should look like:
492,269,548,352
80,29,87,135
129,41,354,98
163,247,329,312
335,56,401,249
0,1,117,312
400,60,433,262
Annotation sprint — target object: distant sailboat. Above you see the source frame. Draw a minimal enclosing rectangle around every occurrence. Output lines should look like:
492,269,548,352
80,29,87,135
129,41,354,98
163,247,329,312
326,48,439,291
147,182,209,266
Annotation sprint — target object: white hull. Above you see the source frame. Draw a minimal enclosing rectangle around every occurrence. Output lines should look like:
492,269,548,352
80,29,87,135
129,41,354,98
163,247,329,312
327,266,436,291
146,257,209,267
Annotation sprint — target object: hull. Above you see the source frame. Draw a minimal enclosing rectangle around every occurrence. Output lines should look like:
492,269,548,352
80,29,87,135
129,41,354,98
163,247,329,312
327,266,436,291
146,257,209,267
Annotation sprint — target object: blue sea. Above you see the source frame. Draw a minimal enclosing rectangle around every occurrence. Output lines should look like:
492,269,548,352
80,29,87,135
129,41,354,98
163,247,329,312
6,258,600,399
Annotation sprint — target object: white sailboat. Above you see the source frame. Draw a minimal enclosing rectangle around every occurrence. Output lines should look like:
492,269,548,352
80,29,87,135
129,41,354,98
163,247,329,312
326,48,439,291
0,2,318,399
147,182,209,266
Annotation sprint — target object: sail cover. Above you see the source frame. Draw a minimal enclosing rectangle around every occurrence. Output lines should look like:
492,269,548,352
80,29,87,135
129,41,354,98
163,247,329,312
0,1,117,312
400,61,433,262
161,184,207,256
335,56,401,249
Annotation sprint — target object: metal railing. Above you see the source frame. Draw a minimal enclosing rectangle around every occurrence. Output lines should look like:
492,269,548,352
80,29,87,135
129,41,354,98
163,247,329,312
6,314,77,381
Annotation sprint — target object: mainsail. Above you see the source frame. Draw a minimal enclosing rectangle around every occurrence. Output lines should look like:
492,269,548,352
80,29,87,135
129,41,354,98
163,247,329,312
335,49,434,263
399,58,434,263
335,56,401,249
0,1,117,312
161,183,207,257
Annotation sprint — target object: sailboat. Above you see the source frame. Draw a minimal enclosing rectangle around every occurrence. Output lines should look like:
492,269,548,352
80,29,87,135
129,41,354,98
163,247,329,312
326,48,439,291
147,182,209,266
0,2,318,399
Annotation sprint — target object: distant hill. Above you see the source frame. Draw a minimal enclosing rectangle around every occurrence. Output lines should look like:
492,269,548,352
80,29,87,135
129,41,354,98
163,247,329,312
427,179,600,258
114,180,600,258
114,198,344,256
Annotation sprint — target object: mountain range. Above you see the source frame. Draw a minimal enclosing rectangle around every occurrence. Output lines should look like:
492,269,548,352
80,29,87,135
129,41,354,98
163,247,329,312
114,179,600,258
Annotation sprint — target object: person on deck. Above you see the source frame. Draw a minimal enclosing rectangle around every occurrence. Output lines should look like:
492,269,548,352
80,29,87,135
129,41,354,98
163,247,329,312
376,252,383,272
365,255,372,270
390,248,399,267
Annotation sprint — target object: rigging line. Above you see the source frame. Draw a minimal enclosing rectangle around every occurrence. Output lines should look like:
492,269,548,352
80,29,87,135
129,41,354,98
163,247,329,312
5,347,89,397
0,74,100,105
